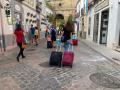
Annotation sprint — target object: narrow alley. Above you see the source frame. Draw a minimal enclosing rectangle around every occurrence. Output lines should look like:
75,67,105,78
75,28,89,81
0,40,120,90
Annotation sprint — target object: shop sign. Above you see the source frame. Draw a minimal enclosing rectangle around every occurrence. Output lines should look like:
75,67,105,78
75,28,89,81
95,0,109,12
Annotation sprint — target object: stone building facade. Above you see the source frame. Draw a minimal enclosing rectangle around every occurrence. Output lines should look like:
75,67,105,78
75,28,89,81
47,0,77,21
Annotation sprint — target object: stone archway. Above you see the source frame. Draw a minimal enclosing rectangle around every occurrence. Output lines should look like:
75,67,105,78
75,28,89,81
55,14,64,19
55,14,64,34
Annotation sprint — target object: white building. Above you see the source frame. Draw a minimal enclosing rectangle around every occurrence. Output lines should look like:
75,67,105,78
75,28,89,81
0,0,20,52
87,0,120,49
0,0,4,53
75,0,81,36
0,0,40,53
39,0,53,39
22,0,37,32
87,0,94,41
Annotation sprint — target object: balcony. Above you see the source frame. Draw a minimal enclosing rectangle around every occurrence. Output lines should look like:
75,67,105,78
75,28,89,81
36,2,42,13
93,0,101,4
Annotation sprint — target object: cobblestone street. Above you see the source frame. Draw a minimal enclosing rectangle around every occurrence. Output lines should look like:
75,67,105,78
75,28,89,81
0,40,120,90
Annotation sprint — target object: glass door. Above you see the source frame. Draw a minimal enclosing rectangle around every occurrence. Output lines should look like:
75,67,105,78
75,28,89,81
100,9,109,44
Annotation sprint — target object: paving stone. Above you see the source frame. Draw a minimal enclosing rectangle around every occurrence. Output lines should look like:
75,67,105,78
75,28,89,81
0,41,120,90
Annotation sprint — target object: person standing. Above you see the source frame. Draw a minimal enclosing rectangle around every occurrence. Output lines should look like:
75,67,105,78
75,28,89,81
14,24,25,62
45,26,49,38
62,26,72,51
30,25,35,44
50,26,56,48
34,27,39,46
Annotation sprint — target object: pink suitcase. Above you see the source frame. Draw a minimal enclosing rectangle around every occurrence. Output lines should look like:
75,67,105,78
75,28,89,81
62,51,74,67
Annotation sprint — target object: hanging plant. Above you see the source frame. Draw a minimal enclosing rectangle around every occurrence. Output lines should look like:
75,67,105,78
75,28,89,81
47,14,55,23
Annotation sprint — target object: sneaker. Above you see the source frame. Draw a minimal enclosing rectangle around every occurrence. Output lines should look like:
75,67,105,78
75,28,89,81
16,57,19,62
22,56,26,58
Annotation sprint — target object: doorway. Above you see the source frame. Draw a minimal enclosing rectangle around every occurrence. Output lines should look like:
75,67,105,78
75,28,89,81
100,9,109,44
93,13,99,43
119,31,120,46
0,7,3,52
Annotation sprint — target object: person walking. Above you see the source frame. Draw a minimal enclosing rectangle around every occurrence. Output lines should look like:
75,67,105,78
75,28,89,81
45,26,49,38
62,26,72,51
34,27,39,46
30,25,35,44
50,26,56,48
14,24,25,62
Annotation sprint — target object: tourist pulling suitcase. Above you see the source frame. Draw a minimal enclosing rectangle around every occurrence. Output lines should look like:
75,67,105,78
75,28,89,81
62,44,74,67
49,45,62,67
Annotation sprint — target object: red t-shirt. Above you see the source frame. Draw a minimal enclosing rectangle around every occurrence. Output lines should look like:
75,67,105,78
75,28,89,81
14,29,24,43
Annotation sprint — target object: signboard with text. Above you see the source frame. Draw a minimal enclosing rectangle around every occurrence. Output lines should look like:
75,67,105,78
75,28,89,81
94,0,109,12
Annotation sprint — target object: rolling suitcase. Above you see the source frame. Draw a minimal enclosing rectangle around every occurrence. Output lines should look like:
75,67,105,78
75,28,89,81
47,41,52,49
49,46,62,67
72,39,78,46
62,45,74,67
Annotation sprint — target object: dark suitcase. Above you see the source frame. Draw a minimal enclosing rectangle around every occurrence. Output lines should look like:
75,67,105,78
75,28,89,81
49,51,62,67
47,41,52,48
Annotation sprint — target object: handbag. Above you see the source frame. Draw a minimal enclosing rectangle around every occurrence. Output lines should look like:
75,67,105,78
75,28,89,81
22,43,27,49
22,35,27,49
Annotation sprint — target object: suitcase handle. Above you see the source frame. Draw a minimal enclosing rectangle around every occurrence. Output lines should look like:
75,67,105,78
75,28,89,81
68,44,73,52
56,45,62,52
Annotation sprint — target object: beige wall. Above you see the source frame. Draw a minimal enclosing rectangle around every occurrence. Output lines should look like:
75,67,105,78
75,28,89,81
48,0,77,20
23,0,36,10
22,4,37,32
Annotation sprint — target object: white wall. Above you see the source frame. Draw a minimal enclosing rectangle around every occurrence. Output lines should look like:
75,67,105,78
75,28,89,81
1,0,13,35
87,6,94,41
115,3,120,46
22,4,37,32
107,0,119,47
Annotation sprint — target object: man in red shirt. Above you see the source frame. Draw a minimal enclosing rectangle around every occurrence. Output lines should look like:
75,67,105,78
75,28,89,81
14,24,25,62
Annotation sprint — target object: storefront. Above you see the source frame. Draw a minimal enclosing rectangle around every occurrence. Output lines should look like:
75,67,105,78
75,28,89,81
94,0,109,44
100,9,109,44
93,13,99,43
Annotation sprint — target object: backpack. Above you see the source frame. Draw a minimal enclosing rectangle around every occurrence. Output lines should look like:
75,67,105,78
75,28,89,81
61,35,67,42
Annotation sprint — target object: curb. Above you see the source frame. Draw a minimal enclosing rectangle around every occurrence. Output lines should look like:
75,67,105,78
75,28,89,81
80,39,120,66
